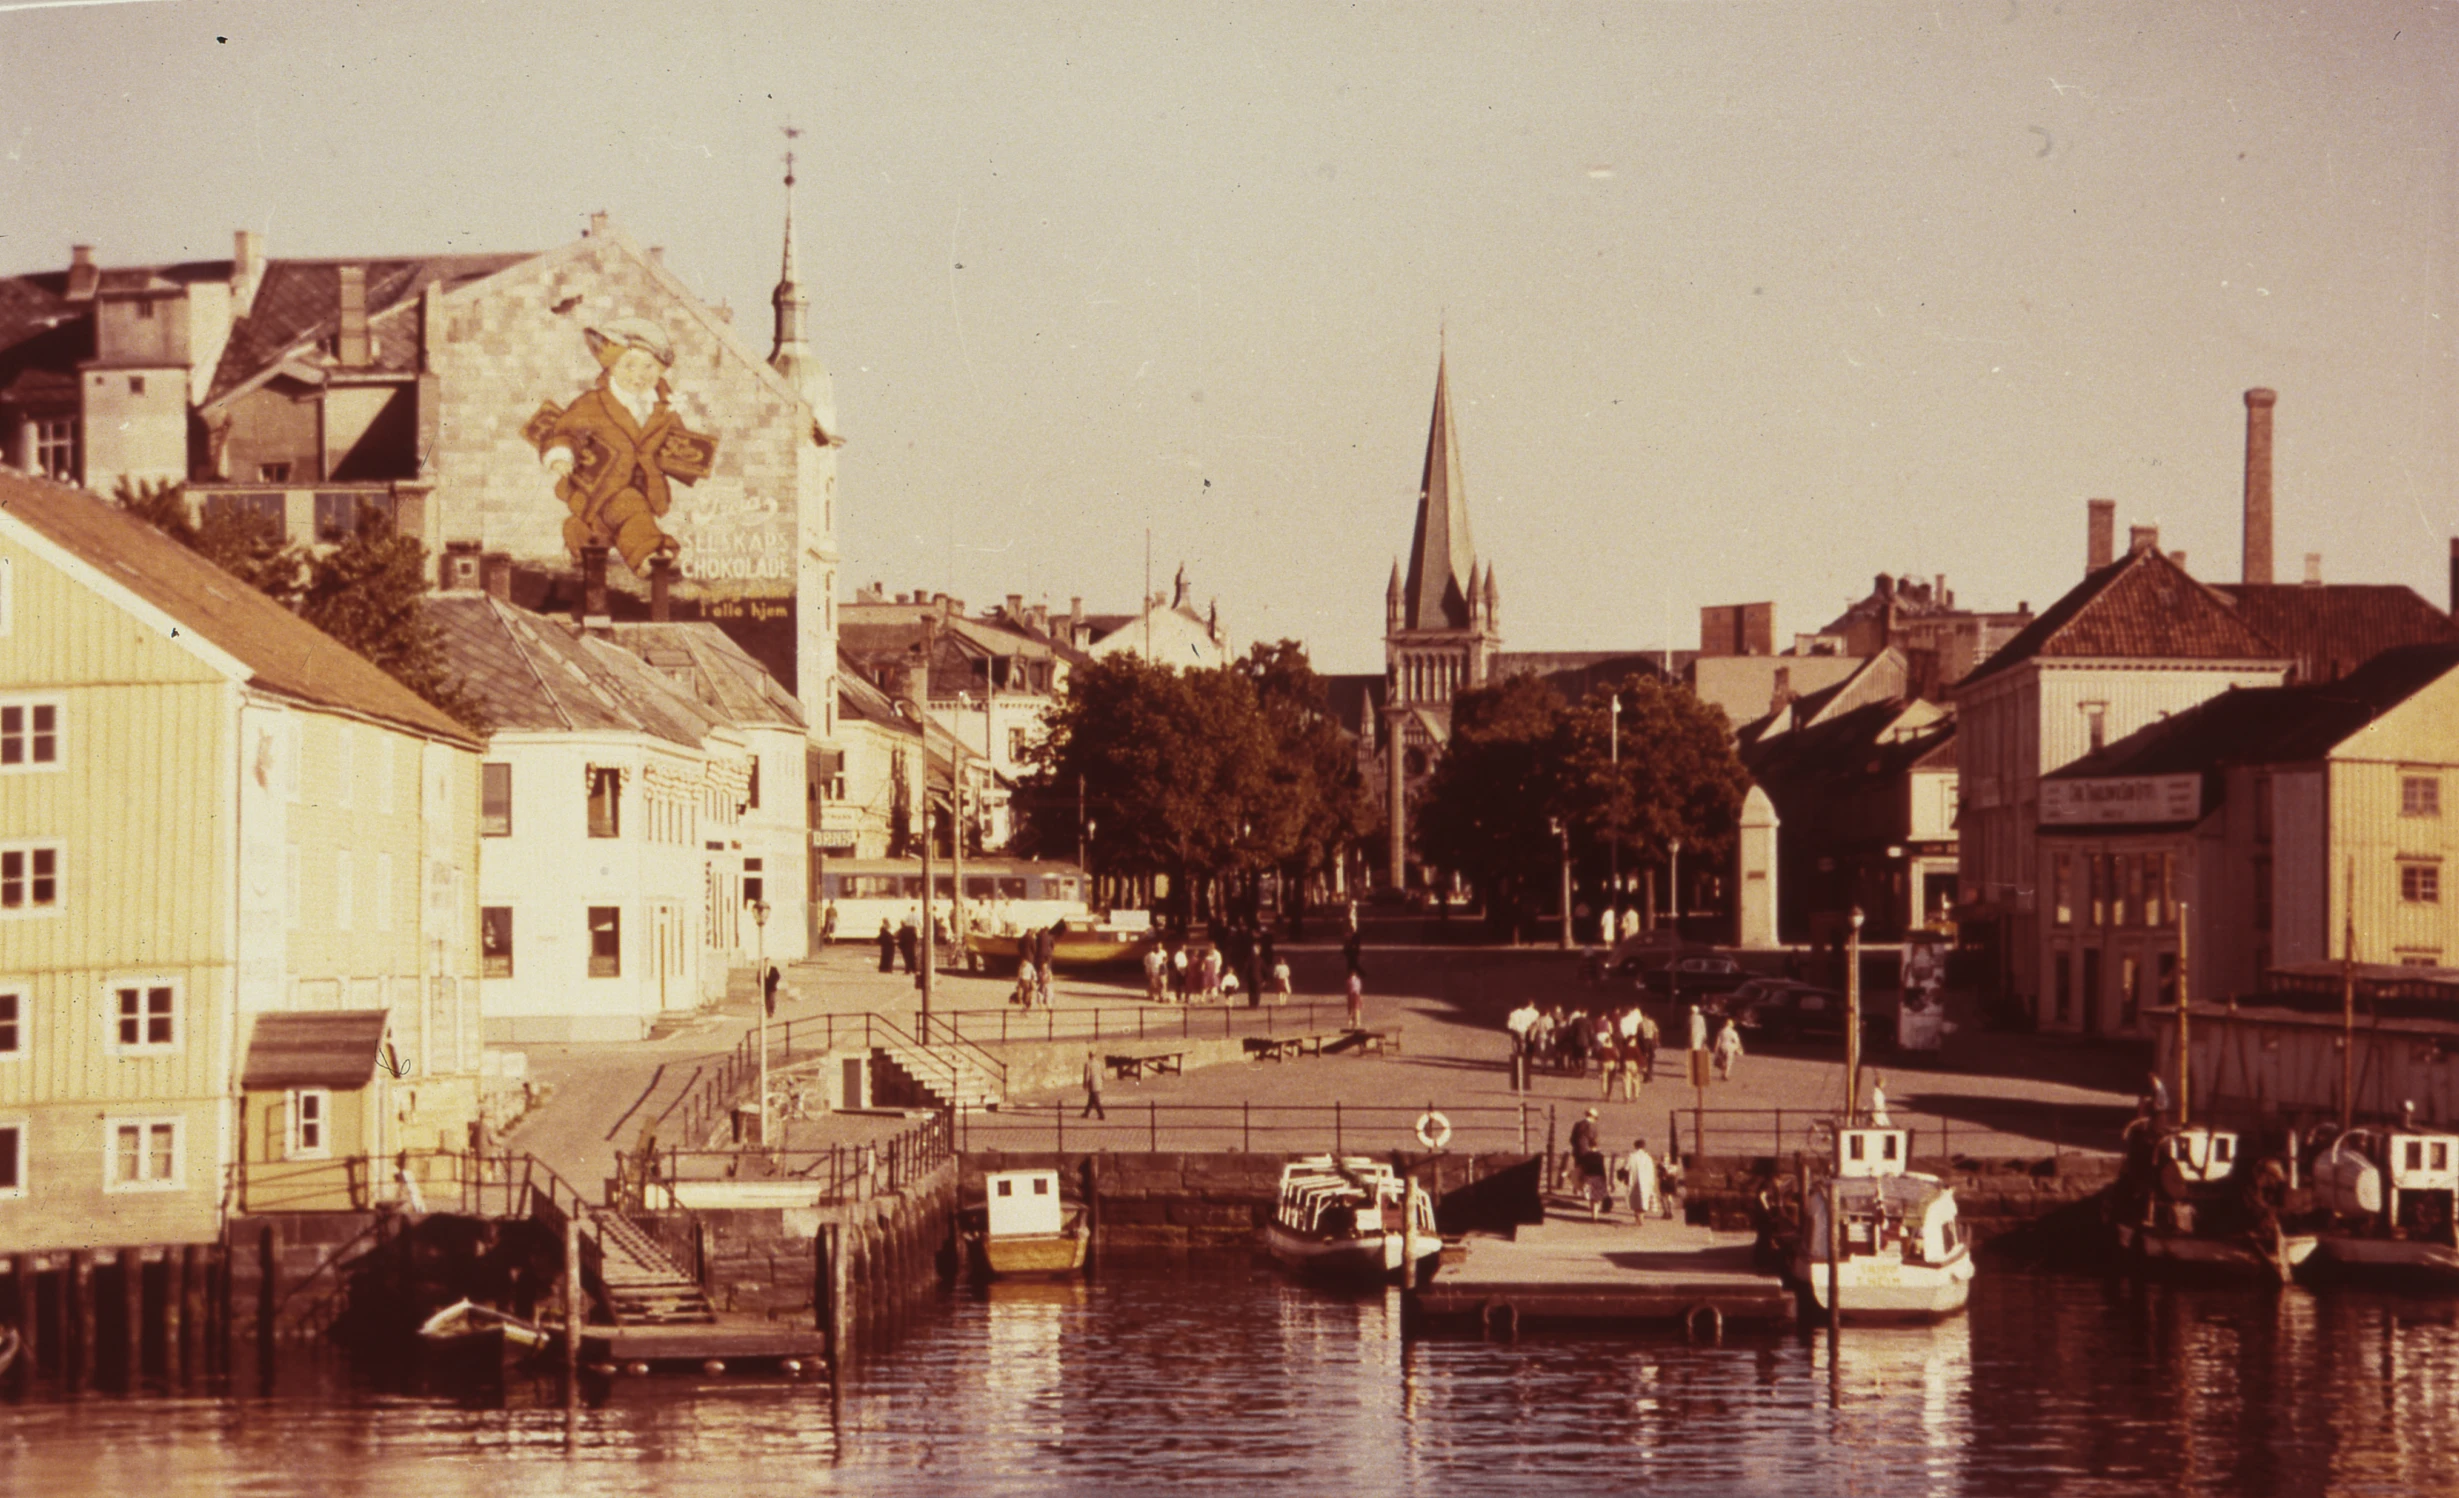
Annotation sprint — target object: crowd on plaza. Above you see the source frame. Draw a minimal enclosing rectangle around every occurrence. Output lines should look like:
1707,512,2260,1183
1503,997,1744,1093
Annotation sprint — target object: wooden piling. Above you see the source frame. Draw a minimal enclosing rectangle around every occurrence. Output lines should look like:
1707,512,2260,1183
68,1250,94,1392
562,1209,583,1386
120,1247,143,1387
255,1225,277,1351
177,1245,201,1383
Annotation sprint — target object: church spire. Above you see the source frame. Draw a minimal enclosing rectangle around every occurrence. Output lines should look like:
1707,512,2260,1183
768,124,837,438
1402,345,1477,631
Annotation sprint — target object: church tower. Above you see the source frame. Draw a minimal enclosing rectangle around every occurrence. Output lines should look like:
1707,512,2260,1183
772,129,844,743
1381,345,1499,887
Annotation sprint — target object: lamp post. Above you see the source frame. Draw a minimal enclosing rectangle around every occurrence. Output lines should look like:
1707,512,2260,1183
1607,693,1621,938
1551,817,1572,951
953,694,971,969
1845,905,1864,1124
1669,836,1683,939
753,898,772,1146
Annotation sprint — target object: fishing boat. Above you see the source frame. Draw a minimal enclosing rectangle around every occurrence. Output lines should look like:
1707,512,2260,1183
415,1298,557,1376
2305,1123,2459,1287
1264,1155,1438,1281
966,1168,1090,1279
969,914,1155,976
2108,1120,2315,1282
1792,1125,1976,1321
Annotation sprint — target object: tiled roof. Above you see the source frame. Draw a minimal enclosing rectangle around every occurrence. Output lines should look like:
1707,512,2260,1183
241,1010,388,1090
603,622,806,730
2048,643,2459,780
1960,548,2283,687
0,468,477,744
2215,583,2459,684
206,254,530,403
427,594,707,746
837,651,921,735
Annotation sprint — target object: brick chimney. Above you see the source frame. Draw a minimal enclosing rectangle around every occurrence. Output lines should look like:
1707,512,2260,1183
2244,387,2277,585
232,230,265,314
2304,552,2323,587
2088,499,2117,571
336,265,370,367
578,545,610,630
2129,523,2160,556
650,558,675,622
480,552,514,601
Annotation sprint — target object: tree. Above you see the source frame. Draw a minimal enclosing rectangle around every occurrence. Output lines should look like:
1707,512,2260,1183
1413,673,1575,935
1236,640,1377,925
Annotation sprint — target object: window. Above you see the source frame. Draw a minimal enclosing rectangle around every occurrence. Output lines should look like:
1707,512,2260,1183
336,726,355,809
287,1089,331,1159
1009,728,1028,762
135,301,156,322
2088,853,2107,928
256,462,292,484
588,907,621,978
747,755,761,810
0,843,60,914
314,491,395,543
2111,854,2134,928
2147,852,2172,928
588,767,622,838
744,857,764,908
482,762,512,836
0,700,60,770
2052,854,2072,928
107,1117,181,1191
2158,951,2179,1010
114,982,175,1050
481,907,513,978
2402,862,2442,905
2399,950,2442,969
2253,855,2273,932
335,851,354,932
0,1121,21,1197
127,375,146,394
34,418,76,481
2404,775,2442,818
2081,702,2108,753
0,990,21,1059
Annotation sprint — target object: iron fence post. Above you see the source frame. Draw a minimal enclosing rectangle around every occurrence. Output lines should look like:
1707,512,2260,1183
1244,1100,1251,1153
1335,1100,1343,1154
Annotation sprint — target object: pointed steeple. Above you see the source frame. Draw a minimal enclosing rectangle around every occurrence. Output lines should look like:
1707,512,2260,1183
1402,346,1477,631
1482,563,1499,625
768,126,838,438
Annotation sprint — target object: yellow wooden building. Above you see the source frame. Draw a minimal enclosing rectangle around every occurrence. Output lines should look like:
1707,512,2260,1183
0,467,481,1251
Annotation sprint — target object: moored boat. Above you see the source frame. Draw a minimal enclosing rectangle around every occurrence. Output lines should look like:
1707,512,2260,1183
967,1167,1090,1278
2304,1124,2459,1287
1791,1125,1975,1321
415,1298,557,1378
2108,1121,2315,1282
1264,1155,1438,1281
969,914,1155,976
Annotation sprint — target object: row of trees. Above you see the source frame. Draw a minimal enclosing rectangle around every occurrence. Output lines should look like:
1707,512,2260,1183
1013,643,1377,927
120,482,486,730
1414,671,1749,936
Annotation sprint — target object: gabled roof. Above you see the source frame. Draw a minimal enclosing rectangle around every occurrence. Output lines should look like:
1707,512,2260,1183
427,593,709,746
837,651,922,736
1960,547,2284,688
603,621,806,730
1402,351,1477,632
205,254,530,404
0,468,477,744
241,1010,388,1091
2047,643,2459,780
2214,583,2459,685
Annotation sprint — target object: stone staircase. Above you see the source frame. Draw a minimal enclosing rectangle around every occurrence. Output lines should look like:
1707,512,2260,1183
592,1211,717,1327
872,1036,1005,1112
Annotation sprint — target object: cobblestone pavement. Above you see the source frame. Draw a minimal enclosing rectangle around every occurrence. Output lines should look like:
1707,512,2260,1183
499,934,2148,1184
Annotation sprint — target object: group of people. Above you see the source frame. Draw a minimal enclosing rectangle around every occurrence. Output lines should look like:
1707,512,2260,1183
1567,1106,1682,1224
1505,998,1745,1085
1139,924,1292,1008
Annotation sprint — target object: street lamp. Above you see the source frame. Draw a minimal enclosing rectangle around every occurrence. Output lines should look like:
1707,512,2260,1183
1607,693,1621,938
1668,836,1684,938
1551,817,1572,951
1845,905,1864,1124
752,898,773,1147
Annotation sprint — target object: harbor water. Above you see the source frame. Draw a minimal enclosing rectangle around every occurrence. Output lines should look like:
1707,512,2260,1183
4,1265,2456,1496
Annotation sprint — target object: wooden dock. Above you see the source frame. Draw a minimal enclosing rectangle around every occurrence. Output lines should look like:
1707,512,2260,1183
1412,1205,1795,1334
582,1317,828,1368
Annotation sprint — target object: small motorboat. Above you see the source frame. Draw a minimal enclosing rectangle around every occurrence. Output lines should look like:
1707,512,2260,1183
2109,1121,2315,1283
416,1298,557,1377
1792,1125,1976,1321
2305,1124,2459,1288
967,1168,1090,1278
1264,1155,1439,1281
969,915,1154,976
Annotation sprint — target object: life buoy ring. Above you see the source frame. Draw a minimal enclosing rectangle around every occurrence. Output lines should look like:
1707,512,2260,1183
1415,1110,1453,1150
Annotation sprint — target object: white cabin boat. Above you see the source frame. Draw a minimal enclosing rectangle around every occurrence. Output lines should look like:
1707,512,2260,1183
2112,1123,2316,1281
2308,1127,2459,1286
1793,1126,1976,1321
1264,1155,1438,1281
969,1168,1090,1279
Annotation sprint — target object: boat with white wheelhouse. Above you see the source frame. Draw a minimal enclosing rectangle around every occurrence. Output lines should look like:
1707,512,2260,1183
1265,1155,1438,1281
2307,1124,2459,1287
2110,1121,2316,1281
1793,1125,1975,1321
966,1167,1090,1279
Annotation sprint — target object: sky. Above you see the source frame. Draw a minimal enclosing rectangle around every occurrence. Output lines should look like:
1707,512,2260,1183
3,0,2454,675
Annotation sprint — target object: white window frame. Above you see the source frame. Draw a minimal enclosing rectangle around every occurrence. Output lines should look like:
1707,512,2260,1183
0,840,63,918
285,1088,332,1160
108,977,179,1054
0,694,64,774
0,1117,24,1198
0,987,23,1061
104,1114,184,1193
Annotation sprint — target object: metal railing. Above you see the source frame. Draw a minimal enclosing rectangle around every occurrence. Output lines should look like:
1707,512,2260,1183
955,1100,1535,1156
667,1012,1010,1144
920,1001,1340,1049
1655,1104,2121,1165
615,1110,957,1208
235,1147,600,1219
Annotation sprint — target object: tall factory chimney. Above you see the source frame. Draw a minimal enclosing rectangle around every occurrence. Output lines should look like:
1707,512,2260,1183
2087,499,2117,571
2243,388,2277,585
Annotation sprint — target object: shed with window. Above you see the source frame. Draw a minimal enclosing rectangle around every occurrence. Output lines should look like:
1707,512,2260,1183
237,1009,395,1211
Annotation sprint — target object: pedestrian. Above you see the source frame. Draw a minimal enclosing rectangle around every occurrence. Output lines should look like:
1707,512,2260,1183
1869,1073,1891,1127
1143,944,1167,1004
1713,1016,1744,1081
1619,1018,1642,1102
897,917,919,975
1566,1009,1593,1080
1598,1026,1623,1101
876,918,896,974
1270,956,1292,1003
1639,1009,1660,1082
1171,943,1191,1002
1571,1108,1609,1220
1345,969,1365,1031
1014,957,1038,1008
1619,906,1641,942
1081,1050,1107,1120
1342,928,1364,980
762,961,781,1017
1687,1002,1707,1054
821,902,839,944
1622,1136,1662,1223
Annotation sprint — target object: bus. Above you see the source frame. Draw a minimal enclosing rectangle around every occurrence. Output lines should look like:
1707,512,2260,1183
817,857,1092,940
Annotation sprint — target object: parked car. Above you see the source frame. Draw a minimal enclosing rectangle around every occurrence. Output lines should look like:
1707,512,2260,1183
1652,955,1752,1003
1729,981,1882,1044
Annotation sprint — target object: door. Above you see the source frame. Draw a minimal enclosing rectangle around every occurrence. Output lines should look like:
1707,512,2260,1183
2081,949,2103,1037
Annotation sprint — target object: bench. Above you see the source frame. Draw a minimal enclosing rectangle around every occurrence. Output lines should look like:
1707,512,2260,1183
1339,1026,1404,1057
1243,1033,1331,1063
1105,1051,1186,1081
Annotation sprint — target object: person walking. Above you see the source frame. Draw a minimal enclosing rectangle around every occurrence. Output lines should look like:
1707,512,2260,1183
1270,955,1292,1004
1014,956,1039,1009
1869,1073,1891,1127
1598,1026,1623,1101
1713,1016,1744,1081
821,902,839,945
1342,928,1364,981
1639,1008,1660,1083
1619,1015,1643,1101
1622,1136,1662,1223
1687,1002,1707,1054
1570,1108,1609,1220
762,961,782,1017
1345,969,1365,1031
1080,1050,1107,1120
1171,943,1191,1003
876,918,897,974
1143,944,1167,1004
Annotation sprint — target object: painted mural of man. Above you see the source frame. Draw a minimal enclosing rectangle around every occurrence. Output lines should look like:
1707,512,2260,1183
524,317,719,577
